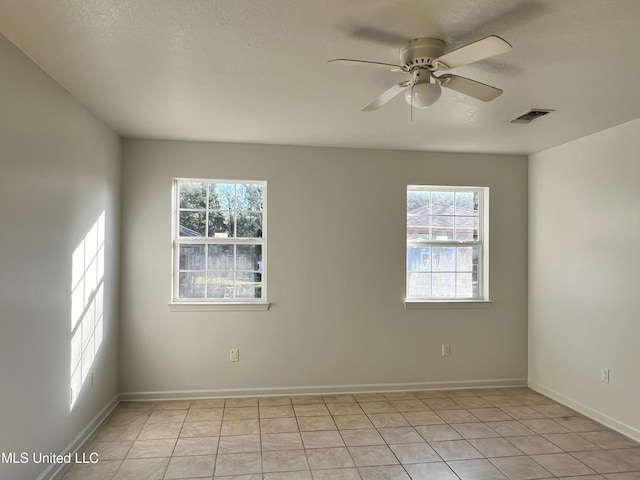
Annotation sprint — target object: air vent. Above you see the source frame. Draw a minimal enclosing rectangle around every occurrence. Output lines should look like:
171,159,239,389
510,109,554,124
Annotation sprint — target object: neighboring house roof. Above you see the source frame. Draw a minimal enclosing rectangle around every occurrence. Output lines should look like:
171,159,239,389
408,203,478,238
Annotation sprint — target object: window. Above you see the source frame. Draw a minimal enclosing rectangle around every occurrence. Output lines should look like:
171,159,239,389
406,186,489,301
173,179,266,303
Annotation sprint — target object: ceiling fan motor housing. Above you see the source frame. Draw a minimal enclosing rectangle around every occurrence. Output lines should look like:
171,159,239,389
399,38,445,71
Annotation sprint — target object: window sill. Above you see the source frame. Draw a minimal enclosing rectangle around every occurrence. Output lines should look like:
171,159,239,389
168,302,271,312
404,299,493,310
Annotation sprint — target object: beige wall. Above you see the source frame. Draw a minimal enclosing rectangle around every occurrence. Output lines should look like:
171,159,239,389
529,118,640,441
0,34,121,480
120,139,528,396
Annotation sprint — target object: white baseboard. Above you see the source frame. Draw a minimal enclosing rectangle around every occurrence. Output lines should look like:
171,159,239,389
37,394,120,480
120,378,527,401
528,380,640,443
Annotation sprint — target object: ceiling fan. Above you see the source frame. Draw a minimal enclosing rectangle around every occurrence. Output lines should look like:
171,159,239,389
330,35,512,111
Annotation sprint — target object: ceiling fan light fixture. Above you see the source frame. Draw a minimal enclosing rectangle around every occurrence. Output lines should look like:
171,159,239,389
404,81,441,108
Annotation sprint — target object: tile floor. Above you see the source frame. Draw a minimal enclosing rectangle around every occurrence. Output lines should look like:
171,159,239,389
58,387,640,480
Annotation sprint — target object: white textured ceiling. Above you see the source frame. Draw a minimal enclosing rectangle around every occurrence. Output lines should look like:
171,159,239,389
1,0,639,154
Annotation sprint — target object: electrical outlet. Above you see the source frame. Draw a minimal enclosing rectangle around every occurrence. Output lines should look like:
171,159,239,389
230,348,239,362
601,368,609,383
441,344,451,357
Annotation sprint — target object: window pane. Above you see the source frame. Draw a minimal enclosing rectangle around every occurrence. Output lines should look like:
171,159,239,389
179,211,206,237
179,181,207,209
407,246,431,272
407,190,430,212
456,247,474,272
179,272,205,299
430,191,454,215
207,244,234,270
179,244,205,270
237,184,264,211
207,272,234,299
455,191,478,215
456,273,473,297
236,212,263,238
236,272,262,299
432,247,455,271
432,273,456,297
455,216,479,241
236,245,262,271
431,215,454,240
208,211,233,237
209,183,236,210
407,272,431,298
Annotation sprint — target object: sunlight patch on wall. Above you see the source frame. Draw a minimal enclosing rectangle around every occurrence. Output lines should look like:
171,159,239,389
70,211,105,409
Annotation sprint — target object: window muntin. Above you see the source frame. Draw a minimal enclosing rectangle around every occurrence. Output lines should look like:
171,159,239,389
173,179,266,302
406,186,487,300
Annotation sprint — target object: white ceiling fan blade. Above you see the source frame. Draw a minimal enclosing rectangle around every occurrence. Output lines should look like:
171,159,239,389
362,82,409,111
439,74,503,102
433,35,512,70
329,58,403,71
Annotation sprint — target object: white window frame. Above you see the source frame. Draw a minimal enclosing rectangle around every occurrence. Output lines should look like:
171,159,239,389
405,185,490,304
171,178,267,306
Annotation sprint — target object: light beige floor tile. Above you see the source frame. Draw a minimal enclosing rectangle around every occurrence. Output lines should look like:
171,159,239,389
260,405,295,418
261,417,300,434
259,397,292,407
603,473,640,480
225,397,259,407
221,419,260,436
218,434,261,454
311,467,361,480
348,445,398,466
423,399,462,410
185,408,224,422
127,438,176,458
180,421,221,438
415,424,462,441
173,436,219,456
262,449,309,473
113,457,169,480
107,411,151,426
389,442,440,464
518,419,569,435
83,440,133,460
294,404,331,417
305,447,355,470
429,440,483,461
333,414,373,430
263,471,312,480
353,393,387,402
610,448,640,469
435,410,479,424
455,397,494,409
556,476,605,480
368,413,410,428
378,427,423,444
62,460,122,480
507,436,563,455
146,409,187,424
468,438,525,457
443,390,479,398
554,417,607,433
490,455,554,480
404,462,459,480
579,431,638,449
261,433,303,451
448,458,509,480
531,405,577,418
358,465,411,479
482,397,526,407
452,423,500,439
391,400,430,412
326,403,364,416
301,431,345,449
339,428,385,446
571,451,639,473
500,407,545,420
137,423,182,440
359,402,397,414
224,407,260,420
155,400,192,410
117,402,156,412
542,433,600,451
164,454,216,479
291,396,325,405
214,475,263,480
531,453,596,476
413,391,447,399
469,408,513,422
383,392,418,401
323,395,356,404
96,425,143,442
190,398,226,409
297,416,337,432
487,421,537,437
215,452,263,476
